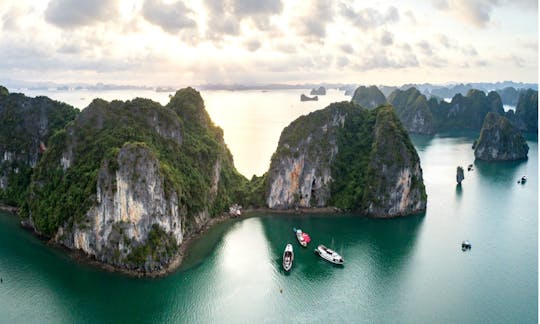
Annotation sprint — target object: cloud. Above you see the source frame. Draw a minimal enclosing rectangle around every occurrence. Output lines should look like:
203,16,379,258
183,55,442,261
356,51,419,71
142,0,197,34
204,0,283,40
293,0,334,42
432,0,537,27
340,44,354,54
233,0,283,16
45,0,119,28
336,56,350,68
244,39,261,51
416,41,434,56
340,5,399,30
380,30,394,46
1,4,31,31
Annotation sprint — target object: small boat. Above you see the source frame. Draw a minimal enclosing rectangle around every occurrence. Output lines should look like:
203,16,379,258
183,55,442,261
314,244,344,265
519,176,527,184
461,240,472,251
293,228,311,247
282,244,294,271
467,164,473,171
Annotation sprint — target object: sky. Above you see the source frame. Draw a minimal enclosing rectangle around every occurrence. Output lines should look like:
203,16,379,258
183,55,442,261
0,0,537,87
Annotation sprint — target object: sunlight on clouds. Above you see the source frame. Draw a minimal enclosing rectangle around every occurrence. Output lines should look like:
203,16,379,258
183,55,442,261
0,0,536,85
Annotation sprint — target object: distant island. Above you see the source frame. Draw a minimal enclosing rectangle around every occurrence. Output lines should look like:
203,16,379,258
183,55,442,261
349,85,538,135
300,94,318,101
310,86,326,96
0,85,429,276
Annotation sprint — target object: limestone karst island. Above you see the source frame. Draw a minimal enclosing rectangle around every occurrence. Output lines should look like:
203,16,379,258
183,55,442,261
0,1,538,323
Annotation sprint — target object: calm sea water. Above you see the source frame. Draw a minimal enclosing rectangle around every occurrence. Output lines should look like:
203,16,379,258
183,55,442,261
0,90,537,323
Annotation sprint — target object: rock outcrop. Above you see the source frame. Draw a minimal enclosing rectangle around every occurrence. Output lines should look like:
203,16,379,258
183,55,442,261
496,87,520,106
456,166,464,185
266,102,427,217
0,86,79,205
351,85,387,109
300,94,318,101
23,88,246,273
388,87,436,135
473,112,529,161
310,86,326,96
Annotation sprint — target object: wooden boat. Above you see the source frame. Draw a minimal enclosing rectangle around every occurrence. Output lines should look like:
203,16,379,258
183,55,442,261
282,244,294,271
293,228,311,247
314,244,344,265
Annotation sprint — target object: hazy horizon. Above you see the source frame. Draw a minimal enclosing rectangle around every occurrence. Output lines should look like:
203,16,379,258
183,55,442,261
0,1,537,86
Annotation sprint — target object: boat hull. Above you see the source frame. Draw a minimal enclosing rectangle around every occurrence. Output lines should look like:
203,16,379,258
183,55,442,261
314,245,344,265
283,244,294,271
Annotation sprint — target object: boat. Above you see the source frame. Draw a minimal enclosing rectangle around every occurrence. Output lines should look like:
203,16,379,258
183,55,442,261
293,228,311,247
461,240,472,251
282,244,294,271
467,164,473,171
314,244,344,265
519,175,527,184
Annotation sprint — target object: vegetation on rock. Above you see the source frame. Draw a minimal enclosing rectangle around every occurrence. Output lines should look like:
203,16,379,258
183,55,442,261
474,112,529,161
0,87,79,206
387,88,436,134
351,85,387,109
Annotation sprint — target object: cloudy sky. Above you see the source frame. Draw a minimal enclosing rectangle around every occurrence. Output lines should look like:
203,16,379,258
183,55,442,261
0,0,537,86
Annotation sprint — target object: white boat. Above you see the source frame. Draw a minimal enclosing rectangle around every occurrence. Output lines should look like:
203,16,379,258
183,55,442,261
293,228,311,247
314,244,344,265
283,244,294,271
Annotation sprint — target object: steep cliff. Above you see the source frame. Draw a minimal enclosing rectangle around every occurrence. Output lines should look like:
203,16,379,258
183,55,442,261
473,112,529,161
515,89,538,133
387,87,436,135
266,102,426,217
0,86,79,205
431,89,504,131
351,86,387,109
23,88,246,273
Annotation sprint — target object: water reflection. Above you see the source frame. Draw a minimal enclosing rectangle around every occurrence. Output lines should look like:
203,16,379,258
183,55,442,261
455,184,463,201
474,159,527,183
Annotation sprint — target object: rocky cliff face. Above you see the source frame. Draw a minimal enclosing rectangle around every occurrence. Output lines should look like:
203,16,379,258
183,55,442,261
0,86,78,205
474,112,529,161
351,86,387,109
266,103,346,208
388,88,436,135
266,102,427,217
24,88,246,273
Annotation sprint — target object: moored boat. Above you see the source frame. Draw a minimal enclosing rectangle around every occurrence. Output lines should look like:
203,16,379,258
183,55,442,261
314,244,344,265
283,244,294,271
293,228,311,247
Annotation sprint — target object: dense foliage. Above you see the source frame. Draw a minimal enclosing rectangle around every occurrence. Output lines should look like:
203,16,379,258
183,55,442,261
23,88,247,236
387,87,436,134
431,89,505,131
0,88,79,206
351,86,387,109
331,105,426,211
474,112,529,161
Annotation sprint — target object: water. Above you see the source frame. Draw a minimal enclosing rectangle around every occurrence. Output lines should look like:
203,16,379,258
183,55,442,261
0,90,537,322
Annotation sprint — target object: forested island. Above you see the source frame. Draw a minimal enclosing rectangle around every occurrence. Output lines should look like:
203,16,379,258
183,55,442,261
0,85,428,275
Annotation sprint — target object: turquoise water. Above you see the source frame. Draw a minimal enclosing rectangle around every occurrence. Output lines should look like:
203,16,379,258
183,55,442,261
0,132,536,323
